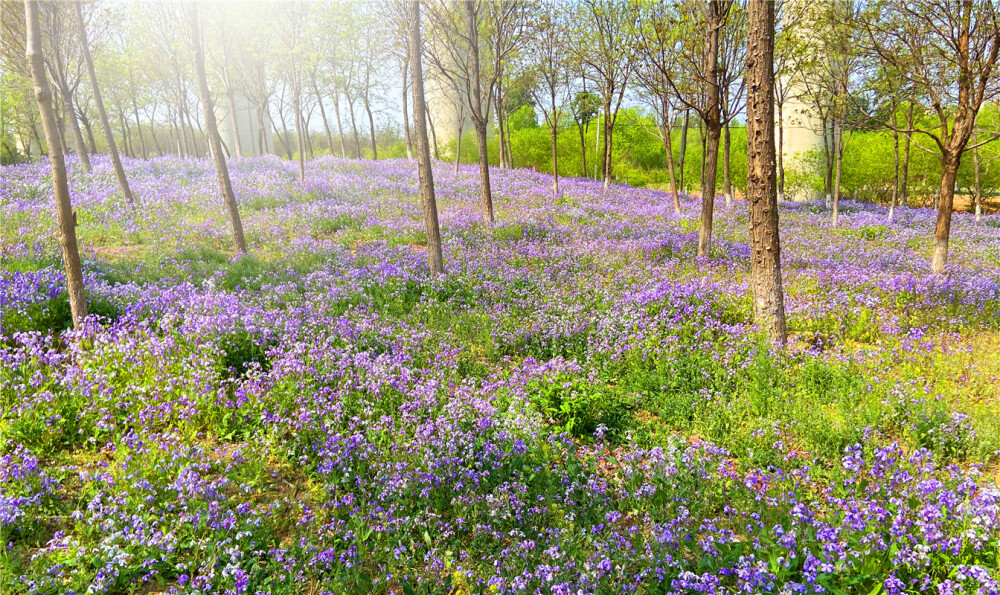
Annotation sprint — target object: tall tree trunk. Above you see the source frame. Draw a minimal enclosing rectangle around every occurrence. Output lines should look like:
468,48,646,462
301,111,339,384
25,0,87,328
679,109,689,192
131,96,147,159
221,49,242,157
972,130,982,222
279,119,293,160
31,121,43,156
226,87,242,157
602,101,613,189
577,122,587,177
364,99,377,160
496,88,507,169
347,98,360,158
723,119,732,208
932,151,960,274
889,126,899,221
822,116,833,206
662,99,680,213
832,121,842,226
466,0,493,224
408,0,443,275
699,123,721,256
402,59,413,159
332,91,347,158
78,105,98,154
901,102,914,207
61,85,91,171
75,0,134,206
256,105,271,155
315,80,334,155
54,91,68,155
454,103,464,176
426,103,440,160
177,90,191,157
294,80,306,181
697,19,723,258
127,64,147,159
149,106,163,156
120,111,133,157
745,0,786,346
305,112,314,158
699,119,706,186
550,89,559,198
187,3,247,255
777,98,785,201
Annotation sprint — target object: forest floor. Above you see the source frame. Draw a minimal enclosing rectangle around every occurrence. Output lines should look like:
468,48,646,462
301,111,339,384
3,155,1000,593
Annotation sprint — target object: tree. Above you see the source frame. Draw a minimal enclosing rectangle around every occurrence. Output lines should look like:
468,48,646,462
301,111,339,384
570,89,599,177
633,0,683,213
745,0,787,346
718,3,747,209
577,0,636,189
425,0,511,225
528,0,571,198
25,0,88,329
186,2,247,255
773,0,806,202
42,3,91,171
865,0,1000,273
661,0,734,256
75,0,135,205
409,0,444,274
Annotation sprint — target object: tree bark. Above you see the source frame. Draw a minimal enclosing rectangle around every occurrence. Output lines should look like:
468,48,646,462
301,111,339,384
364,99,378,159
466,0,494,224
972,129,982,221
25,0,88,328
679,109,689,192
402,59,413,159
577,121,588,177
426,103,440,160
75,0,134,205
51,32,91,170
602,100,613,189
821,115,832,205
314,77,334,155
832,121,842,226
127,63,147,159
455,102,464,176
549,87,559,198
332,90,347,158
61,85,91,171
900,102,913,207
496,87,508,169
889,126,899,221
777,98,784,201
745,0,787,346
723,119,732,208
187,3,247,255
77,101,98,154
409,0,444,275
149,106,163,156
662,98,680,213
347,97,360,158
697,18,723,258
294,81,306,181
225,87,242,158
932,152,959,274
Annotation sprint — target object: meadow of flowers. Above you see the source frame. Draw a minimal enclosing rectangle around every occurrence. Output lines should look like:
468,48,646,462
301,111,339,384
2,154,1000,594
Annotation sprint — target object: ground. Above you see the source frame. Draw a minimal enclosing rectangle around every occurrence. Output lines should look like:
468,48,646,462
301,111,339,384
2,154,1000,594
